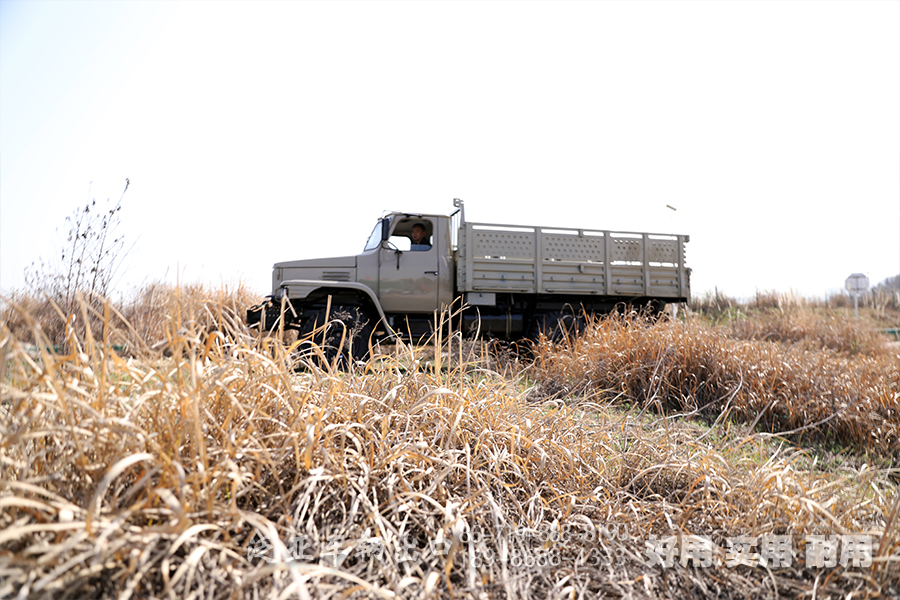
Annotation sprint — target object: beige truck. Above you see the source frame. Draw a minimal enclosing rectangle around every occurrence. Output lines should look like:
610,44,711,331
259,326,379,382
247,199,690,360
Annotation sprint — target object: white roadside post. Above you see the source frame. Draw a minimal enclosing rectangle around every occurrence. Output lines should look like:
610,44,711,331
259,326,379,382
844,273,869,319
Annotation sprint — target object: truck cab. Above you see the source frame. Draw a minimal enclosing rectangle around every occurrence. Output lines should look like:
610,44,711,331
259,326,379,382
268,211,457,331
357,213,455,315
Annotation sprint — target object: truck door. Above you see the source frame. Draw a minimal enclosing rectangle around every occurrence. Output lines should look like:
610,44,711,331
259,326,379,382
379,217,440,314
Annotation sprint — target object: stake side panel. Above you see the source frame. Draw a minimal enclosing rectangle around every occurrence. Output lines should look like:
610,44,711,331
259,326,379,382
457,221,689,301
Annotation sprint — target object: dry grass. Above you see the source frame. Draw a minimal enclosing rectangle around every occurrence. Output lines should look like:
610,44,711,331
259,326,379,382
1,287,899,599
725,309,889,356
531,311,899,454
1,281,261,352
691,289,900,329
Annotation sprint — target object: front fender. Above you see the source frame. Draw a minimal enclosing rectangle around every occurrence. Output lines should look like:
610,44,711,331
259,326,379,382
279,279,393,336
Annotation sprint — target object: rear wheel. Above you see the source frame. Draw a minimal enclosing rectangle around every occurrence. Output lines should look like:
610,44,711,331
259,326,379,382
526,311,586,346
298,306,373,369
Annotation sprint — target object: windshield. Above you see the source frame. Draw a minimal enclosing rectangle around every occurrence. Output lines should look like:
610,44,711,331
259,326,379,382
364,219,385,251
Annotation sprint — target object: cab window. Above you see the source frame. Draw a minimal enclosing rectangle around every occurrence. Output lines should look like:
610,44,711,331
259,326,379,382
389,218,432,251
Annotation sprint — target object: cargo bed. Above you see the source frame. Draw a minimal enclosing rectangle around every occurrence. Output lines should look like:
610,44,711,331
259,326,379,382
456,222,690,301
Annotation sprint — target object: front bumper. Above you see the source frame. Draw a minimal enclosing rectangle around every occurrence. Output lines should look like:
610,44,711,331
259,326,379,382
246,297,298,331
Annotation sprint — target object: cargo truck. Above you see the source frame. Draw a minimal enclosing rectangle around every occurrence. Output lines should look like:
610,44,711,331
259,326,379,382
247,199,690,361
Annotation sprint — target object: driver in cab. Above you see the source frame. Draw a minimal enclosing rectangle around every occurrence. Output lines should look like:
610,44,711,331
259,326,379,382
410,223,431,250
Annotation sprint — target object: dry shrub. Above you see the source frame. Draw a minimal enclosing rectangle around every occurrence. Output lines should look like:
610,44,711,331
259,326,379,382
690,290,808,321
1,289,898,598
726,308,889,355
119,281,262,350
1,281,262,355
531,312,900,454
0,289,73,346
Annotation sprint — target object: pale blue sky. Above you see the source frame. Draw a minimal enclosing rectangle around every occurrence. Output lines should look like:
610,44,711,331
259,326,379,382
2,0,898,299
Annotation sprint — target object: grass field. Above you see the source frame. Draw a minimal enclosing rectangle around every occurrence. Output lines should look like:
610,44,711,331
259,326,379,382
1,286,898,599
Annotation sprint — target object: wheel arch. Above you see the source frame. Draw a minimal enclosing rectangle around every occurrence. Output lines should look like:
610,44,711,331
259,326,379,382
279,280,393,336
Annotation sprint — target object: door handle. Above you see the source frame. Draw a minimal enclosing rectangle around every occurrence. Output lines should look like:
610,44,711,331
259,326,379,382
424,271,439,276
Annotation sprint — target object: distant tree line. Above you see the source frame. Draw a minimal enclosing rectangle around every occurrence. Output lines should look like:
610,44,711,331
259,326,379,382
874,274,900,291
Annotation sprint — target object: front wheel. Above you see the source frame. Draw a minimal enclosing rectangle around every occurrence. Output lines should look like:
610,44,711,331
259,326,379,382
298,306,373,369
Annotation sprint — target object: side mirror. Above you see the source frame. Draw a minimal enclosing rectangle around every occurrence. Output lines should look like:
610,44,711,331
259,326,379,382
382,218,391,241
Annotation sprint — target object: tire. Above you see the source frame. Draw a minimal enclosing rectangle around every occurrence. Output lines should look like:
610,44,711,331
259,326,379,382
646,299,667,319
526,311,585,345
298,306,373,369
